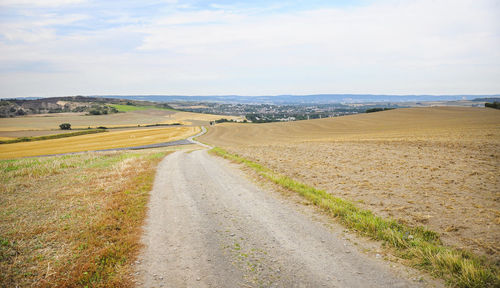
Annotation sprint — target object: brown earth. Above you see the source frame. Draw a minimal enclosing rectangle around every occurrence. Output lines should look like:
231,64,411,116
199,107,500,260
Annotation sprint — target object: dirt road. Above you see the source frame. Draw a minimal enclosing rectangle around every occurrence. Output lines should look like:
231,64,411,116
135,150,426,287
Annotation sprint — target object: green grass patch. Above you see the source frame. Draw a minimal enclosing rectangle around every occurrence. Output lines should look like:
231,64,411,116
210,147,500,288
0,129,107,145
109,104,176,112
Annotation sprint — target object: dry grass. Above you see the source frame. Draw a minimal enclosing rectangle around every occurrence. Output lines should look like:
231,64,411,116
0,109,242,131
0,148,173,287
0,126,199,159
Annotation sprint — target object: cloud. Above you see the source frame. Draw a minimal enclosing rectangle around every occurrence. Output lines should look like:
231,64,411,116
137,0,500,70
0,0,85,7
0,0,499,97
1,13,88,43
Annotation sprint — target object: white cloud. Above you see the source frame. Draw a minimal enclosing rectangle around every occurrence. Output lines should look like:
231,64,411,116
0,0,85,7
0,13,88,43
0,0,499,96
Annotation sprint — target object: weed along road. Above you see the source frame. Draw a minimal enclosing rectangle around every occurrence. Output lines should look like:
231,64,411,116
134,149,428,288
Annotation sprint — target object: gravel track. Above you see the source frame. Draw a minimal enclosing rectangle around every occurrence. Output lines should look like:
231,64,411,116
135,150,425,288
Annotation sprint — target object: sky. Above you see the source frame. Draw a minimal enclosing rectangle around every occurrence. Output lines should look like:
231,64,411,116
0,0,499,97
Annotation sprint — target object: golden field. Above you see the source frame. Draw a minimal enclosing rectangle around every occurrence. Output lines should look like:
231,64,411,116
200,107,500,260
0,109,242,132
0,126,199,159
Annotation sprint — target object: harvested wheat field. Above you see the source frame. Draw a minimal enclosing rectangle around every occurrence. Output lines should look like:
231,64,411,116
200,107,500,260
0,126,199,159
0,109,241,131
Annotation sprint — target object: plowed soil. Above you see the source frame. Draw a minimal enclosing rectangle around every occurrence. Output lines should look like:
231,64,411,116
200,107,500,260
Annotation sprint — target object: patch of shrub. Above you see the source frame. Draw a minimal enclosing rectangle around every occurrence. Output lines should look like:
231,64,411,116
366,108,395,113
59,123,71,130
485,102,500,109
214,118,236,124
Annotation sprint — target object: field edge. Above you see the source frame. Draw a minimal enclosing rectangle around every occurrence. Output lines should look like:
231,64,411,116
210,147,500,288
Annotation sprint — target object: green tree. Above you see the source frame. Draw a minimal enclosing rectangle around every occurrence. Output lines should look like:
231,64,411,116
59,123,71,130
485,102,500,109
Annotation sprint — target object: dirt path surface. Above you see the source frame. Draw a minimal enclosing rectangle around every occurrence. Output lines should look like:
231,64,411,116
135,150,428,287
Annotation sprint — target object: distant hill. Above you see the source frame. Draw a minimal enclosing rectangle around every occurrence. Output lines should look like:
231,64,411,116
472,97,500,102
0,96,171,118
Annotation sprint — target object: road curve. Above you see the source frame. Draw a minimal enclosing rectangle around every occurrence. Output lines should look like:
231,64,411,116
135,150,420,288
187,126,212,148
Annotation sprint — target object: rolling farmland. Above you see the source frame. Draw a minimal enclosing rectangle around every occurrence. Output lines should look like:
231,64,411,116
0,108,242,132
0,126,199,159
202,106,500,145
0,104,241,158
200,107,500,260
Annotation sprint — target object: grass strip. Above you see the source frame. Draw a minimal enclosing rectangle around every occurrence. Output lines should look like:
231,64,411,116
210,147,499,288
0,129,106,144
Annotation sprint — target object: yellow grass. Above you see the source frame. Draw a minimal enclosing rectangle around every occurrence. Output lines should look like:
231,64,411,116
0,126,199,159
0,137,14,141
0,149,175,287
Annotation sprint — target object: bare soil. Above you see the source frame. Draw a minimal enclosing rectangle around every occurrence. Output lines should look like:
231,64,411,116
200,107,500,261
223,140,499,260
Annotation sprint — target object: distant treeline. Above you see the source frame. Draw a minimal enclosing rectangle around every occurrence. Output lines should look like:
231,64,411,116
365,108,395,113
211,118,244,124
485,102,500,109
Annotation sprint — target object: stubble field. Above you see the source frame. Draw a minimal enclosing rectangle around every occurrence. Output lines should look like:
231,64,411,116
200,107,500,261
0,126,199,159
0,109,242,133
0,106,241,159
